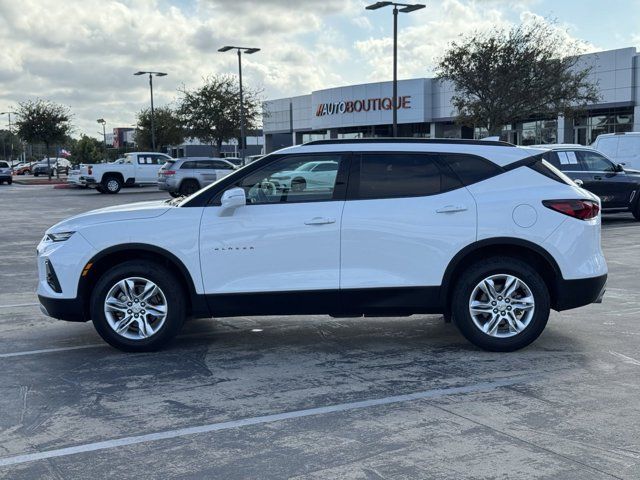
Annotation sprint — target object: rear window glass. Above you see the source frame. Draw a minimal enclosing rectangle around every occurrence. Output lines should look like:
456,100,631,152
358,153,460,199
0,162,9,168
440,154,503,185
529,158,574,185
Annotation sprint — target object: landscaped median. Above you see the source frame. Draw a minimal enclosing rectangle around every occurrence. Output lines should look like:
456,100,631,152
11,176,73,188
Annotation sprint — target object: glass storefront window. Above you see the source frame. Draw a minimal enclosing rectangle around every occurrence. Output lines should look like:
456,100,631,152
573,107,634,145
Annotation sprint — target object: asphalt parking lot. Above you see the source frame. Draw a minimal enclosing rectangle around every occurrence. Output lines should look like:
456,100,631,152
0,184,639,479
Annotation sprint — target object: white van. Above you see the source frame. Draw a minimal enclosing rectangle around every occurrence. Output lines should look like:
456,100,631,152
592,132,640,169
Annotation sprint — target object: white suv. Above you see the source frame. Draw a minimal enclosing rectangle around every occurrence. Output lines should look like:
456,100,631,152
37,139,607,352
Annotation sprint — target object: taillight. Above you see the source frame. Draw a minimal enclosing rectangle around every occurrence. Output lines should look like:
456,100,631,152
162,170,176,176
542,199,600,220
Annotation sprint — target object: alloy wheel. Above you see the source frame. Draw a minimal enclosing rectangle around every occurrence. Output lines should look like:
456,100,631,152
468,274,535,338
103,277,168,341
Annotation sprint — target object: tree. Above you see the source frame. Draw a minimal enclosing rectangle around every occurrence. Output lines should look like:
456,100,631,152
15,100,72,179
436,20,600,136
135,106,185,151
178,75,261,156
0,129,23,166
72,135,104,164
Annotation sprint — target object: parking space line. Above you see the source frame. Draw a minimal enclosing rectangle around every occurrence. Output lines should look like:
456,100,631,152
0,344,106,359
0,375,529,468
0,303,39,309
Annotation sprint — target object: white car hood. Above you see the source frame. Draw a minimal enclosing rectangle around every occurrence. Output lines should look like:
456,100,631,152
47,200,173,233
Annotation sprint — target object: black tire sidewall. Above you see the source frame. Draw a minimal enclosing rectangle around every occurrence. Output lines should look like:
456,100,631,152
179,180,199,196
103,176,122,194
452,257,550,352
91,261,186,352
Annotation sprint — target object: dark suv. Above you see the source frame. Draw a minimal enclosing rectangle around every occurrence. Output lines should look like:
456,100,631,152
535,144,640,220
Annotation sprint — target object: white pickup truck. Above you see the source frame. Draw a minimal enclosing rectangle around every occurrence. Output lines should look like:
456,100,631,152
72,152,173,193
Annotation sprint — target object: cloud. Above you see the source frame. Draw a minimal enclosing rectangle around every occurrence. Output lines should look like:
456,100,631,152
0,0,602,137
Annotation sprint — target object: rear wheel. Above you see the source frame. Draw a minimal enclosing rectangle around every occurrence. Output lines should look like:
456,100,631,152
179,179,200,196
102,175,122,194
451,257,550,352
291,177,306,192
90,261,186,352
169,191,181,198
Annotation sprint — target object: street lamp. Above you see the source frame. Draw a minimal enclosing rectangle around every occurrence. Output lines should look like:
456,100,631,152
218,46,260,162
1,111,17,165
365,2,426,137
96,118,107,149
133,71,168,151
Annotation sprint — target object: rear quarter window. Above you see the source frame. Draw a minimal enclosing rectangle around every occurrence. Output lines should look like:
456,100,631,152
439,154,503,186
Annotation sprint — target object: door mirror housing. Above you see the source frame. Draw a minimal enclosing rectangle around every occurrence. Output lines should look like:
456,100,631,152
615,163,625,173
573,179,584,187
221,187,246,210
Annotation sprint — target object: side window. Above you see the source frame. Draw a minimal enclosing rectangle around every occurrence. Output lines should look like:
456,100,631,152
542,151,561,169
440,154,503,186
137,156,153,165
234,154,343,205
358,153,458,199
211,161,233,169
154,155,170,165
180,161,197,169
195,161,215,169
577,150,615,172
312,162,339,172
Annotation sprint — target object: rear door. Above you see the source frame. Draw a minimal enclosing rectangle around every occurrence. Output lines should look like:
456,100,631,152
340,152,477,291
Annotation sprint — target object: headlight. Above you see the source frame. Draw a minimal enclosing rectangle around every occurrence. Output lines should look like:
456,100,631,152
47,232,75,242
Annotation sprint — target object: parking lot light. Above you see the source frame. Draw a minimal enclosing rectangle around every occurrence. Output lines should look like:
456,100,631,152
365,2,426,137
96,119,107,149
218,46,261,163
133,71,168,151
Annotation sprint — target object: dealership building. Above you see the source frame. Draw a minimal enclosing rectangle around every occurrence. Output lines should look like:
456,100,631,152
263,47,640,153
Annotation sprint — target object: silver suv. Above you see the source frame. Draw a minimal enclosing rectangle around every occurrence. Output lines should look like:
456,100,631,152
158,157,236,197
0,161,12,185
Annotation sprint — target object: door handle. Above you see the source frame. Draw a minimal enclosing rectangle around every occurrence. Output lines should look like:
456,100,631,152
304,217,336,225
436,205,468,214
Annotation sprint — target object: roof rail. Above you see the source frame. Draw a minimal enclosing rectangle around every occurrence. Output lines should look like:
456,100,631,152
302,138,516,147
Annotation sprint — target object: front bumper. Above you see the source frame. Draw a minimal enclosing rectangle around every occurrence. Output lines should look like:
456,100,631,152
553,274,607,311
38,294,87,322
0,174,11,180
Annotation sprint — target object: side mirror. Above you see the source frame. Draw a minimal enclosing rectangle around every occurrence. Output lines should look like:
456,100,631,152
573,179,584,187
221,187,246,211
615,164,625,172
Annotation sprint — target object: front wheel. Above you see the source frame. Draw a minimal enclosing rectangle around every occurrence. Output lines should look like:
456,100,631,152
91,261,186,352
451,257,550,352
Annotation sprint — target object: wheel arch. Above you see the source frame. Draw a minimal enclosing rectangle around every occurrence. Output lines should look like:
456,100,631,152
78,243,207,321
441,238,563,311
101,171,125,183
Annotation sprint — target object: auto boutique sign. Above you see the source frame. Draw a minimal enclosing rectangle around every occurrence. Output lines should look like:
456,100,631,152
315,96,412,116
310,79,428,129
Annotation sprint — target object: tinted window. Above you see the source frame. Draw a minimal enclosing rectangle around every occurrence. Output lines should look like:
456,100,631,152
440,154,502,185
312,162,338,172
358,154,456,199
528,159,573,185
235,154,342,205
577,150,615,172
0,162,9,168
180,161,197,169
542,151,561,169
211,161,233,169
554,150,582,171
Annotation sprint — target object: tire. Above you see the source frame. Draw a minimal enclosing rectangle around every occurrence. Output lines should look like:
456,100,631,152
102,175,122,194
7,178,11,185
632,202,640,221
291,177,306,192
96,185,106,193
179,179,200,196
451,256,550,352
90,260,186,352
33,172,39,177
169,191,181,198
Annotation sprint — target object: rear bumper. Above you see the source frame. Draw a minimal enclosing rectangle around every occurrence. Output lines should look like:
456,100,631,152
553,274,607,311
38,295,87,322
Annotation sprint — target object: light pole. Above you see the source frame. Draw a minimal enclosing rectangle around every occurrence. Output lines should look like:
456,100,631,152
218,46,260,163
134,71,167,151
365,2,425,137
97,118,107,149
1,111,17,166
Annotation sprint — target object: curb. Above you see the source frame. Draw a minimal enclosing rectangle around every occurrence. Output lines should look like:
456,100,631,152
53,184,74,189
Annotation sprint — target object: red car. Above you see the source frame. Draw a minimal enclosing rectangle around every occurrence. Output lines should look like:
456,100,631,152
12,162,36,175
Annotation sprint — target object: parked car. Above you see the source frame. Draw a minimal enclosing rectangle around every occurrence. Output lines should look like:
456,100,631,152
270,160,339,192
12,162,36,175
76,152,172,193
158,157,236,197
0,161,12,185
532,144,640,220
592,132,640,170
37,139,607,353
223,157,244,168
32,158,72,177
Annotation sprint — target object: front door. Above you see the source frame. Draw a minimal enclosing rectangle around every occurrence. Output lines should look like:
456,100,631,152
576,149,635,208
199,153,349,295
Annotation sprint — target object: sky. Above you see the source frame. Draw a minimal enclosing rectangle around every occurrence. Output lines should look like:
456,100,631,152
1,0,639,138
